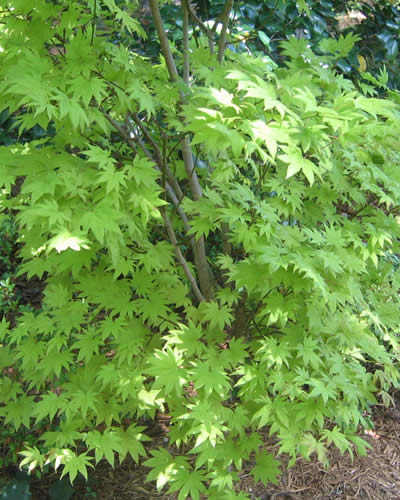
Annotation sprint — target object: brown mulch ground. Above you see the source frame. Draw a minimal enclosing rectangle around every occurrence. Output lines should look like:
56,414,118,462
80,404,400,500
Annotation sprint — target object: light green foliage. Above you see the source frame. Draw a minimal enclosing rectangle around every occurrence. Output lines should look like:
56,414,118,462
1,0,400,498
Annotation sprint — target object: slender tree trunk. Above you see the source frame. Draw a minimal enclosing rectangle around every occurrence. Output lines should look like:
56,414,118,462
149,0,214,299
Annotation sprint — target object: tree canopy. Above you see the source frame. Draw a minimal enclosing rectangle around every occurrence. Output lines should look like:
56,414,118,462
1,1,400,498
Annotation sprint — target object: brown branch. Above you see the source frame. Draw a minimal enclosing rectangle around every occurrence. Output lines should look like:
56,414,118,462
149,0,213,299
162,209,205,303
165,184,191,233
129,113,183,200
102,110,138,152
217,0,233,63
149,0,179,82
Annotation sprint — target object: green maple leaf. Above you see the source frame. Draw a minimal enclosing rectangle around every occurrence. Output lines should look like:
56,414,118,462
165,322,206,357
250,450,280,485
308,377,337,404
319,33,360,58
71,328,101,364
2,396,35,430
295,398,326,428
34,391,67,422
48,421,81,447
131,155,160,185
115,8,146,38
19,446,46,474
47,230,90,254
70,389,99,419
281,148,319,185
135,292,169,323
192,441,219,469
227,406,250,437
322,426,351,454
69,76,107,107
251,397,272,429
199,301,233,329
248,119,288,158
190,359,230,397
144,448,180,490
37,349,73,378
60,451,94,483
169,467,208,500
114,425,149,463
56,91,90,131
218,438,249,469
296,337,322,369
147,348,187,394
209,463,238,490
85,429,123,467
348,435,372,457
220,338,249,367
83,145,116,169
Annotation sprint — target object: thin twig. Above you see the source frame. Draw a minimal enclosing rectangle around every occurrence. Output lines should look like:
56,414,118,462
182,2,190,86
182,0,215,53
128,113,183,200
102,109,185,220
102,110,138,152
162,209,205,303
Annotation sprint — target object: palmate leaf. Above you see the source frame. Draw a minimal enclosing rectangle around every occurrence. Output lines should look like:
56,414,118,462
322,426,352,454
46,230,90,254
250,450,280,485
147,348,187,394
114,425,149,463
71,327,101,363
168,467,208,500
280,148,319,185
144,448,181,490
55,92,90,131
19,446,46,475
33,391,68,423
70,389,99,420
60,451,94,483
1,397,35,430
190,359,231,397
248,119,288,158
85,430,123,467
82,145,116,170
69,76,108,107
319,33,361,59
198,301,233,329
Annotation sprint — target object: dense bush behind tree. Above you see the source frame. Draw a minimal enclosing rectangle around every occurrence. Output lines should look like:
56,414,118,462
1,1,400,498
